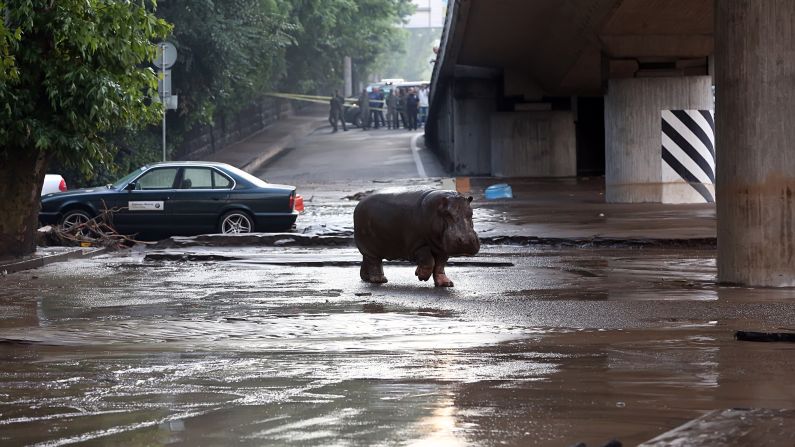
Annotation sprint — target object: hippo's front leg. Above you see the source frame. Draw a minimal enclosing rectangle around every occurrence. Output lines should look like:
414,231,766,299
433,255,453,287
360,255,387,283
413,246,435,282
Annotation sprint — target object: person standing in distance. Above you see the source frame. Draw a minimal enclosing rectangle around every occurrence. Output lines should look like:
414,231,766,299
405,88,420,131
329,90,347,132
396,88,406,130
418,85,429,127
358,88,371,130
385,89,397,130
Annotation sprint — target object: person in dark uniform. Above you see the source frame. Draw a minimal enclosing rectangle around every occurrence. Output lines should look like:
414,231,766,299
329,90,347,132
358,88,370,130
396,88,406,130
405,88,420,131
368,87,385,129
385,90,397,129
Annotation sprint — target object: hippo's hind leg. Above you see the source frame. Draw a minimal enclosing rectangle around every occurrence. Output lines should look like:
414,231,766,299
414,246,435,282
360,255,387,283
433,255,453,287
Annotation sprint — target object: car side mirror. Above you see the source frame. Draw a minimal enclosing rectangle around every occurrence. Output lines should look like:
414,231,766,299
125,182,137,191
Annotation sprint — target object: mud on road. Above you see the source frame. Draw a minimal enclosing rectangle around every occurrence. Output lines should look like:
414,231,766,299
1,246,794,446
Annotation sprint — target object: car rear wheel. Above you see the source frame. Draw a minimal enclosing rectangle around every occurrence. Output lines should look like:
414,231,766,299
219,211,253,234
60,209,93,236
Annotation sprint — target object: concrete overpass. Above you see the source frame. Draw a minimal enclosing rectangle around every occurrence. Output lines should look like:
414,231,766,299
426,0,795,287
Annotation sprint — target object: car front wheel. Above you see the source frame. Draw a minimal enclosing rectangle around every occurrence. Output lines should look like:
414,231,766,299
60,209,92,231
219,211,253,234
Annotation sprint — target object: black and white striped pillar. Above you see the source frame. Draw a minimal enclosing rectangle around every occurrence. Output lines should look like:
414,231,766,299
661,109,716,203
605,77,713,203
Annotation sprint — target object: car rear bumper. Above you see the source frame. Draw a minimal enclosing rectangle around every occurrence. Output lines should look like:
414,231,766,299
253,212,298,231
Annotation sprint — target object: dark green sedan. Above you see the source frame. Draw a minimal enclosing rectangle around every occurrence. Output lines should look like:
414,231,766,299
39,162,298,236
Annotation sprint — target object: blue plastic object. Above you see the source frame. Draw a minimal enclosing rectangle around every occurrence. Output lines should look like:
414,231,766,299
484,183,513,200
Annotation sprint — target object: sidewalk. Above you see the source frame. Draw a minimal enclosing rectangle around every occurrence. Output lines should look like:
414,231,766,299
205,105,328,174
0,246,106,274
467,176,716,244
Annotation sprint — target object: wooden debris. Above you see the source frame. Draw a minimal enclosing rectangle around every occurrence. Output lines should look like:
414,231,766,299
37,205,151,249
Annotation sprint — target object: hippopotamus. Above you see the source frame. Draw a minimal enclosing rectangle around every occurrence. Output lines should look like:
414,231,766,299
354,188,480,287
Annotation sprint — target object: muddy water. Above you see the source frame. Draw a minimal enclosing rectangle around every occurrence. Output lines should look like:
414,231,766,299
1,246,794,446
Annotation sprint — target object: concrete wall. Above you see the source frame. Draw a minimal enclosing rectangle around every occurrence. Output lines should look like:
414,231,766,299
604,76,713,202
491,111,577,177
177,98,291,161
431,83,455,172
451,79,496,175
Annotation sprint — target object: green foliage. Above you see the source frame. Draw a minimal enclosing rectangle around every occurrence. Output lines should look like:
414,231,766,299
155,0,295,127
57,129,165,189
5,0,413,188
0,2,22,82
283,0,414,93
0,0,171,176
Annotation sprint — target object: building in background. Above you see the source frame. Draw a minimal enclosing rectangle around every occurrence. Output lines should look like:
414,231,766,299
404,0,446,29
373,0,445,83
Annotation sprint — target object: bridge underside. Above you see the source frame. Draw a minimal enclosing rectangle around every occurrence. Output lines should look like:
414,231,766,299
456,0,712,96
427,0,713,178
426,0,795,287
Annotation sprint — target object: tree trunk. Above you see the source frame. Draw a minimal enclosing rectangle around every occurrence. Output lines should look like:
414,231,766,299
0,149,49,258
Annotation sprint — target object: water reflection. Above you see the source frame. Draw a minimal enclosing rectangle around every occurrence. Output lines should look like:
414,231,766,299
1,247,795,445
410,395,462,447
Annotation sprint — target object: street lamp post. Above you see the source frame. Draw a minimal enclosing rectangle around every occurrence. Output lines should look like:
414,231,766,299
154,42,177,162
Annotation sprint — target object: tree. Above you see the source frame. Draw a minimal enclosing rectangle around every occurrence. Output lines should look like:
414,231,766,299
0,0,170,257
155,0,295,128
283,0,414,93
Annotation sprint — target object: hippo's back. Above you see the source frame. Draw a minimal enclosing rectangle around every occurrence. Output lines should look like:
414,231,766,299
354,189,433,260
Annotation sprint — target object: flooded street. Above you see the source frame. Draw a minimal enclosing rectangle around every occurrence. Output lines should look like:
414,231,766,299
3,126,794,446
8,0,795,445
2,245,795,446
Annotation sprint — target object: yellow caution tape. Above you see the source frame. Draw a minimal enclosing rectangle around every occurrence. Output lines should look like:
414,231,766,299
265,92,388,111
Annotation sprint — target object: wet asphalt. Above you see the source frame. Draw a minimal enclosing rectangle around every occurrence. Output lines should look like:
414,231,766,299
1,125,794,446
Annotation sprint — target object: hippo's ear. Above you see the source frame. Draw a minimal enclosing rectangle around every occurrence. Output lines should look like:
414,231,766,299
467,196,473,203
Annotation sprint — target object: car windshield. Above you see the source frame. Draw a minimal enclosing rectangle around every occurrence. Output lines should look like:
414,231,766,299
111,167,147,189
222,165,270,188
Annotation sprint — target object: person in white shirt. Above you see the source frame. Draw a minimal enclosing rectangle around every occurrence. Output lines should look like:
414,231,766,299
418,85,429,127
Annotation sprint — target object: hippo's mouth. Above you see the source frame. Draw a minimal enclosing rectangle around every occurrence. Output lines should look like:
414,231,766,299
445,243,480,258
452,249,480,257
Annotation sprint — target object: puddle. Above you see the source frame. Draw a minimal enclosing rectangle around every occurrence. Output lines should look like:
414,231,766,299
2,246,795,445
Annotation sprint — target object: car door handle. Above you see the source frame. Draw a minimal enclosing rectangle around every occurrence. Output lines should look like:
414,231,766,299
211,197,221,201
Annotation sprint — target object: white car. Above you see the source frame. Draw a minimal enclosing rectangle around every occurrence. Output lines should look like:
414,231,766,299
42,174,67,196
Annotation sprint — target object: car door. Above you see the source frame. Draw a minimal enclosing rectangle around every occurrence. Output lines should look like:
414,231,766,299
110,167,179,234
167,167,233,234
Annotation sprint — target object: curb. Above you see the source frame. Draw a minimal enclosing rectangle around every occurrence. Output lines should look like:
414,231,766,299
239,118,328,174
240,134,293,174
0,246,109,275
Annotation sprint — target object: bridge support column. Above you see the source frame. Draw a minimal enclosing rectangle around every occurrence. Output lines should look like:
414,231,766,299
716,0,795,287
604,76,713,203
450,78,496,175
491,111,576,177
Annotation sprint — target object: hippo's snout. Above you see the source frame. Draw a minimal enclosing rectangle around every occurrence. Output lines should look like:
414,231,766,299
446,230,480,256
463,234,481,256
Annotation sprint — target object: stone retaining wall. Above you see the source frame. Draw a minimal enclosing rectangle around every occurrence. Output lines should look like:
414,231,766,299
176,98,293,160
